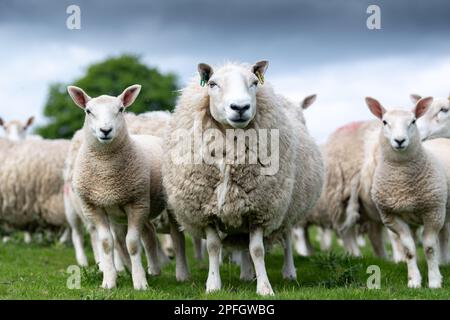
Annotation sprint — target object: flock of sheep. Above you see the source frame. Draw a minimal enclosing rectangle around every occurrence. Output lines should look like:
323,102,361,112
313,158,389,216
1,60,450,295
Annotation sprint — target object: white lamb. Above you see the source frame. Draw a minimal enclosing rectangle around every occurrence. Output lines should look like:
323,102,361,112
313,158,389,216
67,84,167,289
64,111,190,280
163,61,323,295
366,96,447,288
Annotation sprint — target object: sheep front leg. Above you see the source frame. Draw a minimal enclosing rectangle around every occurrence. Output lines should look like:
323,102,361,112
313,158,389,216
438,222,449,265
292,226,313,256
125,204,148,290
85,205,117,289
367,222,387,259
341,226,361,257
282,230,297,280
169,215,190,281
240,250,255,281
141,221,161,276
387,229,406,263
205,226,222,292
111,225,131,272
383,215,421,288
65,195,88,266
193,237,205,260
70,215,88,266
423,217,444,288
249,227,274,296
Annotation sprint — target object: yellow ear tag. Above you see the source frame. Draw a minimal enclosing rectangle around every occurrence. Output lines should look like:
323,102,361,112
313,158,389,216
255,70,264,85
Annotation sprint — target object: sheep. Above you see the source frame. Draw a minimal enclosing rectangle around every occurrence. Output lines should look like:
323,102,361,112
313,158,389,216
64,110,190,280
267,93,318,257
412,93,450,140
67,84,185,289
421,138,450,265
366,96,447,288
162,61,324,295
0,138,69,236
298,121,381,256
0,116,66,244
0,116,35,141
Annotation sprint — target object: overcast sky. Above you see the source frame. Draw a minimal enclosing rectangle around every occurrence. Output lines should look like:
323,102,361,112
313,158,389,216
1,0,449,142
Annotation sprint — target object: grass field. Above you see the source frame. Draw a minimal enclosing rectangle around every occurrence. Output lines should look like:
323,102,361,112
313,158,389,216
1,230,450,299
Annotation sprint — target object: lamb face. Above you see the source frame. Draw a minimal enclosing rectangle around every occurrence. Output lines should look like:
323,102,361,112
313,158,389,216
198,61,268,129
380,110,418,151
366,96,433,152
67,85,141,144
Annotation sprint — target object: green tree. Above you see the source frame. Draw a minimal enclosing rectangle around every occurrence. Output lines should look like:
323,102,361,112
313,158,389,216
37,54,178,139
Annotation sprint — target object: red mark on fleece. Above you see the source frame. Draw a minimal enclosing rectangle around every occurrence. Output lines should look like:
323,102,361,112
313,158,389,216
64,182,71,195
335,121,364,134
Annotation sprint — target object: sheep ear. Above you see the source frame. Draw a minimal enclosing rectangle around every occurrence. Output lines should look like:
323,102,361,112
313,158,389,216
410,94,422,104
118,84,142,108
67,86,91,109
252,60,269,84
25,116,34,128
198,63,213,86
301,94,317,110
414,96,433,119
365,97,386,119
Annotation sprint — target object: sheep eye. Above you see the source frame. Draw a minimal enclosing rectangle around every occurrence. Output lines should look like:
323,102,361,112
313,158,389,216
119,107,125,113
251,80,258,87
411,119,416,125
382,120,387,126
208,81,218,88
86,109,92,115
440,108,449,113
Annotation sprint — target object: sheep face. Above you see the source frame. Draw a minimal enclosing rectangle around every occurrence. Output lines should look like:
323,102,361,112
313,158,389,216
0,117,34,141
414,97,450,140
380,110,418,151
67,85,141,144
365,96,432,151
198,61,268,129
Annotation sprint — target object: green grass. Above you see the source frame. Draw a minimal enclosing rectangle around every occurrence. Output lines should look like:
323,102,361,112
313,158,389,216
1,230,450,299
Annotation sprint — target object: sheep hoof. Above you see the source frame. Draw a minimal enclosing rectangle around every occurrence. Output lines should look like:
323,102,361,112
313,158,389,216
206,278,221,293
101,280,116,289
78,260,88,268
428,276,442,289
133,281,148,290
147,266,161,276
407,278,422,289
282,268,297,281
176,270,190,282
257,282,274,296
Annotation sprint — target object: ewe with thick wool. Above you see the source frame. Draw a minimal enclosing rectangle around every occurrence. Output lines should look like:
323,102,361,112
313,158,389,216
0,138,69,232
0,116,59,244
64,110,190,281
68,85,169,290
366,97,447,288
162,61,323,295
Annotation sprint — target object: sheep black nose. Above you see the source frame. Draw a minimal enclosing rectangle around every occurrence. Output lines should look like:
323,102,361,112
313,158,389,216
230,104,250,114
395,138,405,147
100,127,112,136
